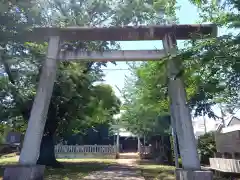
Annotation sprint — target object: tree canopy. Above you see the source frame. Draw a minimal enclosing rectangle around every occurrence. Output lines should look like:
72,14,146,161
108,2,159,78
120,0,240,137
0,0,177,166
1,0,240,169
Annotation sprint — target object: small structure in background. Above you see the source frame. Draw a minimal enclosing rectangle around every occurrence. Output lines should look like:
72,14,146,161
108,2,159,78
114,128,138,153
5,132,22,145
210,116,240,173
0,131,22,154
215,116,240,159
140,135,173,165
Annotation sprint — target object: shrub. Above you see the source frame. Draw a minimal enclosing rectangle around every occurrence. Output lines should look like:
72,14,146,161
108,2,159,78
197,132,216,165
178,158,182,168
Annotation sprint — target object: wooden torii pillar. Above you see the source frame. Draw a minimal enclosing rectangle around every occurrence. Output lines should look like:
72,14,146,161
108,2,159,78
4,25,216,180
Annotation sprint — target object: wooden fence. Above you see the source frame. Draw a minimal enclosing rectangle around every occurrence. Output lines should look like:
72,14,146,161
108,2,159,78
54,145,116,159
209,158,240,173
140,146,151,154
139,145,151,159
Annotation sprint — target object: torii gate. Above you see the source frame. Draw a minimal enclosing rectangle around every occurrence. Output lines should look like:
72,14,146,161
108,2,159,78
4,24,217,180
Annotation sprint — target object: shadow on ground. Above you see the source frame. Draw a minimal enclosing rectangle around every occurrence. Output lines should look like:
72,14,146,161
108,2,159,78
83,163,144,180
136,160,240,180
0,161,115,180
136,160,175,180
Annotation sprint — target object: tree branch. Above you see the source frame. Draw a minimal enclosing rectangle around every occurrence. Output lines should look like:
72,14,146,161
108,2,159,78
0,51,30,121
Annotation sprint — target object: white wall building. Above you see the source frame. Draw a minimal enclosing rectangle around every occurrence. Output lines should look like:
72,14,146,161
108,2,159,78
193,114,240,139
192,117,221,139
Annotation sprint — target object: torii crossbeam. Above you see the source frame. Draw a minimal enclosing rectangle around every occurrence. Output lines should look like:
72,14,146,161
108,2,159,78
23,24,216,41
4,24,217,180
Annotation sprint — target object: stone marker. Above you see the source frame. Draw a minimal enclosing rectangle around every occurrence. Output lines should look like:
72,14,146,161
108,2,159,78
176,168,213,180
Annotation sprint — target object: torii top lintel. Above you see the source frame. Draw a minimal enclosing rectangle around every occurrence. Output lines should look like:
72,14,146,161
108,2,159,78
26,24,217,42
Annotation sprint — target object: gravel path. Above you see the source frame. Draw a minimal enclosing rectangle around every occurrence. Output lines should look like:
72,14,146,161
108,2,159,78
83,159,144,180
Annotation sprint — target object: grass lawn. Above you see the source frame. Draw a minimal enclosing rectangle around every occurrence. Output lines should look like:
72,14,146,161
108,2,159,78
136,160,175,180
136,160,240,180
0,154,117,180
2,154,237,180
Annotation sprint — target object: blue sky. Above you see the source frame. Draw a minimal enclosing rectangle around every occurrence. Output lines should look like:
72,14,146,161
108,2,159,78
103,0,232,98
102,0,240,129
103,0,200,99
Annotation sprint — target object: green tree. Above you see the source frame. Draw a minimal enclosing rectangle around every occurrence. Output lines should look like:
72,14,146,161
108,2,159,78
120,62,170,137
1,0,171,167
197,132,216,165
0,0,43,131
0,49,121,167
121,0,240,169
185,0,240,116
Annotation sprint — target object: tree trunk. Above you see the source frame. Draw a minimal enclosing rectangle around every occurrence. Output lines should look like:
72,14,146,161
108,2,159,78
37,135,63,168
137,136,141,153
116,130,120,153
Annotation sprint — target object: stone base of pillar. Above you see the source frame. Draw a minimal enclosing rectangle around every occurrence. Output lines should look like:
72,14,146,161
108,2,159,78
176,168,213,180
3,165,45,180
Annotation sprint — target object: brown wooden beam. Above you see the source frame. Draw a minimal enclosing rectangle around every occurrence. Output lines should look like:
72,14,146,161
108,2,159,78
58,50,166,61
23,24,217,42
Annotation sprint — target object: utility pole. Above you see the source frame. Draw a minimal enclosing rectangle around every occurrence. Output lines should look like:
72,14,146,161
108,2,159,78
220,104,226,127
203,114,207,134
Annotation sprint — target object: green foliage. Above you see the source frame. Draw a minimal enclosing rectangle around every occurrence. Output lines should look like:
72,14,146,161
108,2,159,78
115,1,240,157
0,0,125,139
183,0,240,117
0,124,8,144
120,0,240,141
197,132,216,165
107,0,178,137
120,55,219,136
120,62,170,137
178,158,182,168
169,136,175,165
189,0,240,28
0,0,43,43
1,0,171,141
1,0,239,168
46,62,121,138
